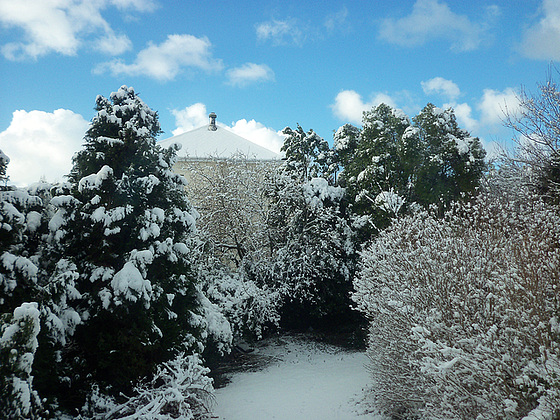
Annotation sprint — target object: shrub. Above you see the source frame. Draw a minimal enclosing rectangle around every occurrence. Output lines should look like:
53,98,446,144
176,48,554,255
83,352,213,419
353,187,560,419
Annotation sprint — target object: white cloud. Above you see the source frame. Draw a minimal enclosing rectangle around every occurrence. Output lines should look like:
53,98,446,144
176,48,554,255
421,77,461,100
171,103,209,136
93,32,132,55
170,104,284,153
520,0,560,60
226,63,275,87
256,19,305,46
0,0,153,60
378,0,485,51
229,119,285,154
444,88,520,158
443,102,478,133
0,109,89,186
110,0,158,13
478,87,519,127
94,34,223,81
331,90,397,124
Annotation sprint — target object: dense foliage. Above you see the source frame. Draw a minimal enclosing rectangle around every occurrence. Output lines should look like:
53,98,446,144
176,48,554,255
264,173,358,331
43,86,206,412
1,88,502,418
353,179,560,419
335,103,486,238
353,78,560,418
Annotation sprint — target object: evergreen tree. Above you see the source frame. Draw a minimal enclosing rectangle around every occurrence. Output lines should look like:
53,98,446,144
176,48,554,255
0,149,46,317
336,104,415,234
270,177,358,330
262,126,360,332
43,86,203,411
336,103,486,238
281,124,334,183
0,151,47,417
412,103,486,212
0,303,43,419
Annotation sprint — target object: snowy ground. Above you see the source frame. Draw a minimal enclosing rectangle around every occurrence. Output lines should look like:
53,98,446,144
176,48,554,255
211,335,385,420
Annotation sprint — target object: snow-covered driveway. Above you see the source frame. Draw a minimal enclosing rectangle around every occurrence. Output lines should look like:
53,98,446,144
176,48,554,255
212,335,383,420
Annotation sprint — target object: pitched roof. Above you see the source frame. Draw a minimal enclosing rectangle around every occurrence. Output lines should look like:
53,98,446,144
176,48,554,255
158,124,281,161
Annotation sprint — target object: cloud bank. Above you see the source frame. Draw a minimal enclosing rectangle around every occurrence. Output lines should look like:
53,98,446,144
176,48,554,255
331,90,397,124
0,109,89,186
94,34,223,81
226,63,275,87
421,77,461,100
0,0,155,60
256,18,305,46
520,0,560,60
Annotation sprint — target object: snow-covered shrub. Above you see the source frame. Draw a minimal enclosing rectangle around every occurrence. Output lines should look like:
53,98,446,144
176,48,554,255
353,187,560,419
0,302,43,419
84,352,213,419
199,260,281,342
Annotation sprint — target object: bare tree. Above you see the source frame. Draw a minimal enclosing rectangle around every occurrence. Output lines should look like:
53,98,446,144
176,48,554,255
182,152,278,267
504,68,560,201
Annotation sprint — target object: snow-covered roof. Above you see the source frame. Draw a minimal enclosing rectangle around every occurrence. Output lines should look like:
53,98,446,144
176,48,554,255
158,114,280,161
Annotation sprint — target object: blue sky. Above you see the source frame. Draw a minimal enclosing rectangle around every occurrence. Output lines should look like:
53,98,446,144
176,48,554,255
0,0,558,186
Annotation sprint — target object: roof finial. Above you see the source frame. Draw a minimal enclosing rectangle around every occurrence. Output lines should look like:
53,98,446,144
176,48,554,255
208,112,217,131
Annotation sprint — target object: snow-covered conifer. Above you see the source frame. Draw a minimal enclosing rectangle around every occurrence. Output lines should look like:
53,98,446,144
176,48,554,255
269,176,358,330
412,103,486,212
45,86,204,412
0,302,43,419
336,103,486,239
0,150,46,316
261,131,360,331
281,125,334,183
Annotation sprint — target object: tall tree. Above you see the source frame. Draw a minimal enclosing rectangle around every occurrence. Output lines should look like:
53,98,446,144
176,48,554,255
412,103,486,212
259,126,360,332
0,152,47,419
43,86,203,411
336,103,486,237
281,124,334,183
336,104,416,233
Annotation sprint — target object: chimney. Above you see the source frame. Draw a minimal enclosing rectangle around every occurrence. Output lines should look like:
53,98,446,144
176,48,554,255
208,112,217,131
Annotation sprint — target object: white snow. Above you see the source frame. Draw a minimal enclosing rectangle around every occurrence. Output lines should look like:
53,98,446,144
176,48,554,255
374,190,404,215
78,165,113,192
0,302,40,353
26,211,42,232
302,177,345,207
212,336,383,420
111,262,152,304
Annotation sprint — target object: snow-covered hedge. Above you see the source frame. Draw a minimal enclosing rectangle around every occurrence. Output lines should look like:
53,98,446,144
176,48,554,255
353,189,560,419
